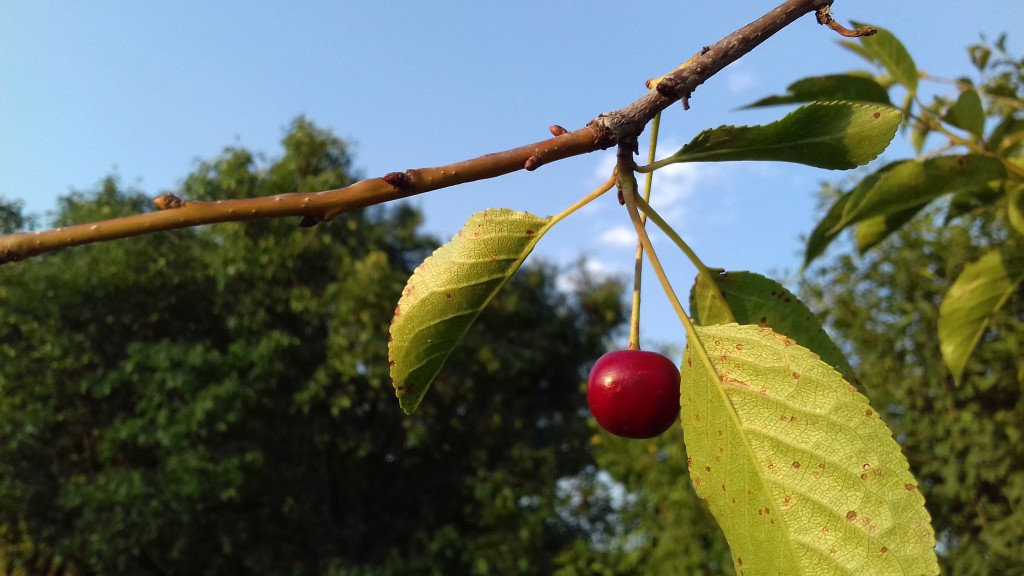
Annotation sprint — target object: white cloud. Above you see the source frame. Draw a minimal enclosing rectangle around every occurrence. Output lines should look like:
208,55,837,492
724,59,758,95
581,259,616,278
647,162,706,222
599,225,636,248
553,258,622,294
583,138,730,240
592,152,617,182
589,142,709,218
728,70,757,94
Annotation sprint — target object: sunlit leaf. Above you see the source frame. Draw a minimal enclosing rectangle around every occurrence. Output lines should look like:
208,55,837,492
743,74,892,108
944,181,1004,224
1009,184,1024,237
855,205,926,254
899,92,915,133
938,246,1024,385
805,179,874,268
681,324,938,575
943,89,985,140
832,155,1007,233
689,271,858,385
854,23,919,93
802,156,933,266
909,121,930,155
838,40,876,66
389,209,550,413
986,115,1024,155
969,44,992,72
656,102,900,170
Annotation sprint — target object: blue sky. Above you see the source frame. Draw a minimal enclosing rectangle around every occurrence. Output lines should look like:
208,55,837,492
2,1,1021,350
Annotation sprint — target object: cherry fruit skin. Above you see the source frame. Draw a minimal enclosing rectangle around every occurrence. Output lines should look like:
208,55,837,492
587,350,681,439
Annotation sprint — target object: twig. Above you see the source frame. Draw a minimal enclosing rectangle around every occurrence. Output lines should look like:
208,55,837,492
815,6,876,38
0,0,840,264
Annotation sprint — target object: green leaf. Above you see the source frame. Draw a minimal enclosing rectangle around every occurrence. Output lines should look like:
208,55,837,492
854,23,919,92
838,40,876,66
909,121,930,156
944,180,1004,224
969,43,992,72
804,190,854,267
681,324,938,575
899,92,915,135
855,205,926,254
689,271,858,386
656,102,900,170
389,209,550,413
743,74,892,108
938,246,1024,384
1009,184,1024,237
833,155,1007,233
986,115,1024,155
942,89,985,140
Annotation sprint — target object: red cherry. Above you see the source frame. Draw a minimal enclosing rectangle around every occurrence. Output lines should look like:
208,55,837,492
586,350,680,439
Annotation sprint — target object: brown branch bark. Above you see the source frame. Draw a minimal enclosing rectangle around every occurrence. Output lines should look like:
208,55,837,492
0,0,836,265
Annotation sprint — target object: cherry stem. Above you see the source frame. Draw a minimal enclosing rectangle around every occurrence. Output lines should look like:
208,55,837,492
548,170,618,228
616,143,699,344
632,194,736,324
628,113,662,350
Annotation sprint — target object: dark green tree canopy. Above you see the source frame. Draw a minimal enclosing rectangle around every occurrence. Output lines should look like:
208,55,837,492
0,118,626,575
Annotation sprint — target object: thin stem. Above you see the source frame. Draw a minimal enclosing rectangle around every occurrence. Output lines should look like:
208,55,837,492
633,195,736,324
634,157,677,174
628,113,662,350
616,145,699,341
548,170,618,228
642,114,662,204
628,262,642,349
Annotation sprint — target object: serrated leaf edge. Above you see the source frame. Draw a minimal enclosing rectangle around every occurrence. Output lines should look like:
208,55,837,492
667,101,899,170
389,208,551,414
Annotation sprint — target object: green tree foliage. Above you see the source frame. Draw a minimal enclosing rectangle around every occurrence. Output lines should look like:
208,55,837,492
555,430,734,576
801,208,1024,574
790,35,1024,574
768,31,1024,384
0,118,626,575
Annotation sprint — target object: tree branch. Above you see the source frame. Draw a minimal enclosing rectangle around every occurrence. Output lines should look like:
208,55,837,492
0,0,837,265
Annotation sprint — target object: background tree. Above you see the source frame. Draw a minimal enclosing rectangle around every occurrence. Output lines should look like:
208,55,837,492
0,119,626,575
796,35,1024,574
801,205,1023,574
553,428,733,575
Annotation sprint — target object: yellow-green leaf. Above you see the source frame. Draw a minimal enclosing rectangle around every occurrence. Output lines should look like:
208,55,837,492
938,246,1024,385
943,88,985,140
855,205,926,254
854,23,919,93
655,102,900,170
389,209,550,414
689,270,857,386
682,324,938,575
832,155,1007,234
743,74,892,108
1008,183,1024,237
804,191,852,267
